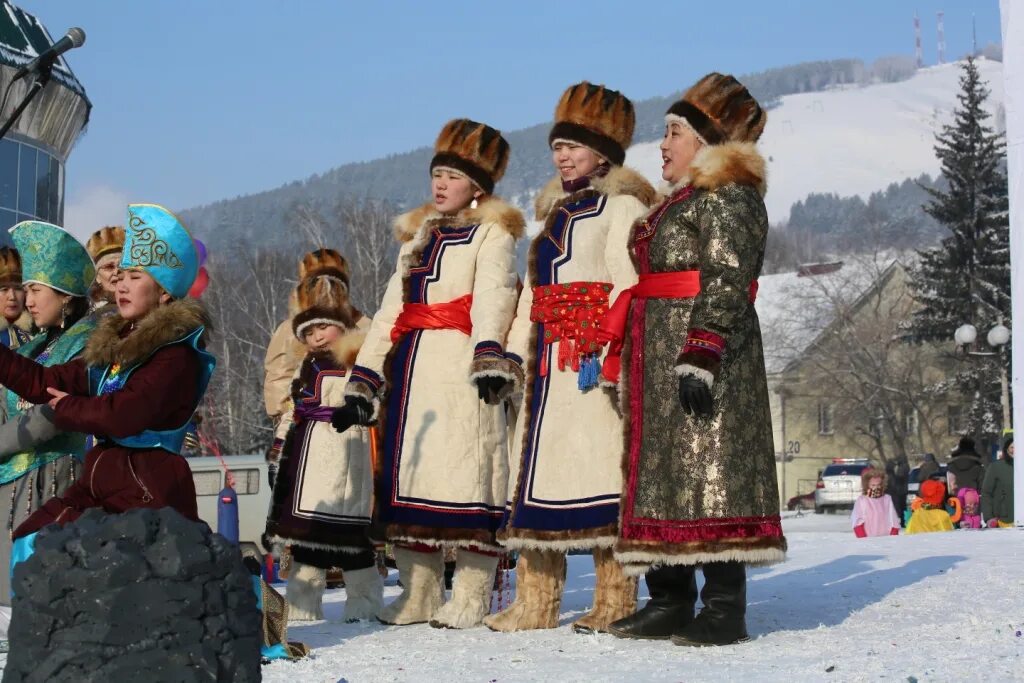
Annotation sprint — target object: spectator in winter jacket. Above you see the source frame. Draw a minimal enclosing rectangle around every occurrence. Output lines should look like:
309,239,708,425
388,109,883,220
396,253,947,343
982,437,1014,528
917,452,940,484
906,480,954,534
851,468,900,537
886,457,909,524
947,436,985,494
958,488,983,529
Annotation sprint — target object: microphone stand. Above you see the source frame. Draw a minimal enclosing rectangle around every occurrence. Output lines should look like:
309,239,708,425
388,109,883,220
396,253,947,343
0,60,54,143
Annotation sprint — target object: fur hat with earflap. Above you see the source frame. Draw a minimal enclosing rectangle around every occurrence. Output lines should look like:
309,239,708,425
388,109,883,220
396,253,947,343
291,248,362,340
918,479,947,508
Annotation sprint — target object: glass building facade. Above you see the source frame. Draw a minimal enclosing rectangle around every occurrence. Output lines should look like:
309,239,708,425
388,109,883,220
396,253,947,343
0,135,62,231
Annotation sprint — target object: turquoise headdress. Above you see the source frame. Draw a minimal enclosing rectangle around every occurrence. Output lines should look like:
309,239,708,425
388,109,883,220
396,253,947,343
9,221,95,297
121,204,198,299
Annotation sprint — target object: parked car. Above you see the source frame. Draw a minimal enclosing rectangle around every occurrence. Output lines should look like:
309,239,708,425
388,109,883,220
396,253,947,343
905,464,949,510
186,454,271,563
815,459,871,513
786,491,816,511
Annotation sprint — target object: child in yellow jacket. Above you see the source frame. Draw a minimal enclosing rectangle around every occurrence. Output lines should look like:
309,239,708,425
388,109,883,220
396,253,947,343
907,480,954,534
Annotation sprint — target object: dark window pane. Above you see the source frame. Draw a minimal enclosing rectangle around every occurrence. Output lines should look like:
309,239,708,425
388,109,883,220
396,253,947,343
0,208,17,233
35,149,49,222
17,144,35,217
48,156,61,223
0,140,17,210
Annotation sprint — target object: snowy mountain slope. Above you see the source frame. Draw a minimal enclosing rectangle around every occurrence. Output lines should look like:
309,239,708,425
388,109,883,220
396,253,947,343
248,515,1024,683
626,58,1005,224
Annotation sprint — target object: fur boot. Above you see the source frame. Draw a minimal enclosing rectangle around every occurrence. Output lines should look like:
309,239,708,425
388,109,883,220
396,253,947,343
482,549,566,632
429,550,499,629
377,547,446,625
287,561,326,621
572,546,638,633
340,566,384,622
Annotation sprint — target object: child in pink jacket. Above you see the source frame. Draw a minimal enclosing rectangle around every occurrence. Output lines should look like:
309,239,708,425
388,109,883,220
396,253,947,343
851,468,901,537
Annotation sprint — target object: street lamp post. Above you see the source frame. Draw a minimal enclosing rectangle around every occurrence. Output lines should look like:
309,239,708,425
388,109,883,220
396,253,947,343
954,320,1012,431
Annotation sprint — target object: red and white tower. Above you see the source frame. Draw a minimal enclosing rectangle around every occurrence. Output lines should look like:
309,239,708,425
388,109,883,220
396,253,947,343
914,12,923,68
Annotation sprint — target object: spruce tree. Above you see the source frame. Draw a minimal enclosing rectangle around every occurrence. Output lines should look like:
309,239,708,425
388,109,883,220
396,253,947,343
910,56,1009,437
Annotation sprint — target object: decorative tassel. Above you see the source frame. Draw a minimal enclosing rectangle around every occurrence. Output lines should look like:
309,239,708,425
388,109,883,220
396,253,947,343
578,355,600,391
557,337,574,372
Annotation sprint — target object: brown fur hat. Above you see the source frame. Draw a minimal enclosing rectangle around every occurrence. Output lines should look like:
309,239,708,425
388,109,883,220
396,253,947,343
430,119,510,194
293,248,358,340
86,226,126,262
298,247,350,285
0,246,21,286
549,82,635,165
666,73,766,145
860,467,887,495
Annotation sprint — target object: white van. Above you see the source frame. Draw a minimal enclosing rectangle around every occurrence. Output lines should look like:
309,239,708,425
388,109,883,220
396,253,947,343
186,454,271,562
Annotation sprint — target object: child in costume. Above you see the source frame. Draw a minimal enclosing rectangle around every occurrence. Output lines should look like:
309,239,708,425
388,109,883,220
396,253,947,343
0,205,215,566
850,468,900,537
906,480,954,534
264,248,382,622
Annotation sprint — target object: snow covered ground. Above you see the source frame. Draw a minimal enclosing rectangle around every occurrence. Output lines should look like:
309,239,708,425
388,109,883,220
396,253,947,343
626,58,1005,225
257,514,1024,683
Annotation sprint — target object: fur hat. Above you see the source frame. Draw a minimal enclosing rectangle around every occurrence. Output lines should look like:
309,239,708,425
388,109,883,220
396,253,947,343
430,119,510,194
918,479,946,508
861,467,887,495
0,246,21,286
292,248,356,340
86,226,126,261
297,248,350,287
548,82,635,166
666,72,766,145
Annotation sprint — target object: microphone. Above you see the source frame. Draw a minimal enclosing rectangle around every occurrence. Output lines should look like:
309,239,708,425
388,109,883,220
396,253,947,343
12,27,86,82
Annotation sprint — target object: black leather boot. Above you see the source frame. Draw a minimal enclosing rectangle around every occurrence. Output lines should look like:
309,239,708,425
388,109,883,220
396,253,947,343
671,561,749,647
608,565,697,640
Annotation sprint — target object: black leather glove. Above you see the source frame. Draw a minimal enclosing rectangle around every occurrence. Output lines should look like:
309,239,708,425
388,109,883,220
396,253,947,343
331,395,375,433
476,375,510,405
678,375,713,418
267,462,278,489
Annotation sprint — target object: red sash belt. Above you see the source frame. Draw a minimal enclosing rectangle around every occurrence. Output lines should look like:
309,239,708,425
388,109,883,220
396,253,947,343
530,281,611,378
391,294,473,343
597,271,757,383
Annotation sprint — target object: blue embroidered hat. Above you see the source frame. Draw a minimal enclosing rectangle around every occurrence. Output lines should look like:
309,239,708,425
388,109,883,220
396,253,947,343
9,221,95,297
121,204,199,299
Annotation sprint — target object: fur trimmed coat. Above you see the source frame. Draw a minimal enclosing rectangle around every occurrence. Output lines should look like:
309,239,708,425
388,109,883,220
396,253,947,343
499,167,656,551
0,299,212,538
613,142,786,573
346,196,523,549
265,331,374,554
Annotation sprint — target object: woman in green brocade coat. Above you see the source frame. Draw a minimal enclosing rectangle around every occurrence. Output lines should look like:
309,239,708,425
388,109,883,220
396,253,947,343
603,73,785,648
0,222,96,607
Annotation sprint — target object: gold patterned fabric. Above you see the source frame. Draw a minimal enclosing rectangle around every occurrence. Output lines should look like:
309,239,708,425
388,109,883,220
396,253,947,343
614,148,785,572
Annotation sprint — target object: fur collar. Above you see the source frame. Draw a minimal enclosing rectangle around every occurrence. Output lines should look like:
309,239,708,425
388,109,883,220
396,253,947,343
689,141,767,197
533,165,658,221
83,298,211,368
9,309,32,331
290,327,366,368
393,195,525,243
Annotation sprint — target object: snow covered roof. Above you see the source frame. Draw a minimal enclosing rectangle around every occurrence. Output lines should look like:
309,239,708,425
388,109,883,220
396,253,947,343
0,2,87,98
757,258,902,375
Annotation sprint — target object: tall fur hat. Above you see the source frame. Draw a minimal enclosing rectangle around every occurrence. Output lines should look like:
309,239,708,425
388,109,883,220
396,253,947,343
430,119,510,194
86,226,126,261
0,246,21,285
666,72,766,145
548,82,635,166
860,467,887,495
292,248,356,340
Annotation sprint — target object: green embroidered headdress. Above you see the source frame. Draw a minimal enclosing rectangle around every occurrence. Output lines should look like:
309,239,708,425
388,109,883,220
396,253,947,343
9,221,95,296
121,204,199,299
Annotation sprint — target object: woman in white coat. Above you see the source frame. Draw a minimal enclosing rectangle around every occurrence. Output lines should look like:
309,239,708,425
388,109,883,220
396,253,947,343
333,119,523,629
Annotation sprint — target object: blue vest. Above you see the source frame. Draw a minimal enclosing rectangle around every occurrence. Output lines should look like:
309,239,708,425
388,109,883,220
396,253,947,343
87,326,216,454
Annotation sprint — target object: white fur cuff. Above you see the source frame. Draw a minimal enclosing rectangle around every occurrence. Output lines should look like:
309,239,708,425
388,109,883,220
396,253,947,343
674,362,714,388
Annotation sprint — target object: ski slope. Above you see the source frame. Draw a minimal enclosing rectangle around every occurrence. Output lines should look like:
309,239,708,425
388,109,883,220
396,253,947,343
626,58,1005,224
259,514,1024,683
